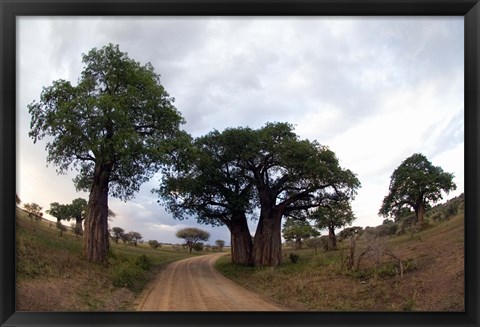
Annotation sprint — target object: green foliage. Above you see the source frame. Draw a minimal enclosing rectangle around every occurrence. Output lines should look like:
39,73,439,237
23,203,43,219
109,260,145,289
192,242,204,252
134,254,152,270
282,218,319,249
46,202,71,222
148,240,161,250
126,231,143,246
365,224,398,237
107,252,152,290
28,44,187,263
111,227,125,244
289,253,300,263
157,121,360,266
156,127,255,228
337,226,363,241
28,43,186,201
312,200,356,231
176,227,210,252
379,153,456,222
215,239,225,251
304,237,325,254
69,198,88,220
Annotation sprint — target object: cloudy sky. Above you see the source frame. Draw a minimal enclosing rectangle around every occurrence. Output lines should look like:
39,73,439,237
16,16,464,245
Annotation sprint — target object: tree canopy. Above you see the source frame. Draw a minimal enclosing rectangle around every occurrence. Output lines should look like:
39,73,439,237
23,202,43,221
158,122,360,266
28,43,185,262
311,199,355,250
379,153,456,224
282,218,319,249
156,128,255,264
175,227,210,253
46,202,71,223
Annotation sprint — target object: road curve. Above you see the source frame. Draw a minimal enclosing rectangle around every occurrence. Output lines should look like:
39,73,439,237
136,253,285,311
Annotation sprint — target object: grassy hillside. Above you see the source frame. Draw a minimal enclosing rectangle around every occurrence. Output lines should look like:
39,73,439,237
216,210,464,311
15,207,196,311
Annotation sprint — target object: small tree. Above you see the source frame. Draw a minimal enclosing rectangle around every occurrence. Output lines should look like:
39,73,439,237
215,240,225,252
304,237,324,255
120,232,132,245
23,202,43,221
379,153,456,224
111,227,125,244
282,218,319,249
69,198,88,236
16,194,21,206
46,202,71,236
338,226,363,270
128,231,143,246
148,240,161,250
312,200,355,250
175,227,210,253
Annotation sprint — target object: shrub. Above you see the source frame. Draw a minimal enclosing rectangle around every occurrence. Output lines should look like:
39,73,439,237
134,254,151,270
289,253,299,264
365,224,398,237
148,240,160,250
444,201,459,219
430,211,444,222
192,242,204,252
109,255,151,289
110,261,144,289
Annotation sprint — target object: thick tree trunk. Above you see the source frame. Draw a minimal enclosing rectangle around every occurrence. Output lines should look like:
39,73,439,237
83,163,111,262
295,237,302,250
75,218,84,236
229,213,253,266
56,219,63,237
252,210,283,267
328,226,337,250
414,200,426,224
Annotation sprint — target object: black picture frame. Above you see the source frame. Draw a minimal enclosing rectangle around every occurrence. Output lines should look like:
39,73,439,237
1,1,478,326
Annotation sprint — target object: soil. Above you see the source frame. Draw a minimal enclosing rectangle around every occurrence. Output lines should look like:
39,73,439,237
136,253,287,311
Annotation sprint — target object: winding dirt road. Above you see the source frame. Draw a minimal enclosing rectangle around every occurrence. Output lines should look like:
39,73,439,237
136,253,285,311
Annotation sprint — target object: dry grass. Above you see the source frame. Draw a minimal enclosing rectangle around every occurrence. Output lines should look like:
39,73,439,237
216,214,464,311
15,207,195,311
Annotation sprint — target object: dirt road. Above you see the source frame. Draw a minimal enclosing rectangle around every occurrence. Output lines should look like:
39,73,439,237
136,253,285,311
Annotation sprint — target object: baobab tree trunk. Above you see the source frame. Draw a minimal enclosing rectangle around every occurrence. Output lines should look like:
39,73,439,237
75,218,84,236
83,163,111,262
328,226,337,250
415,200,426,224
295,237,302,250
252,210,283,267
229,213,253,266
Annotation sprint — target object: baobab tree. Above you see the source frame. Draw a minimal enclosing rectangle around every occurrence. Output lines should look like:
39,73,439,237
28,43,185,262
157,129,255,265
241,123,360,266
158,122,360,266
282,218,319,249
311,199,355,250
379,153,456,224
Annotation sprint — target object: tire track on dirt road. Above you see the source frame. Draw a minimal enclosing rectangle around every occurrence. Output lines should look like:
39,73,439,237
136,253,286,311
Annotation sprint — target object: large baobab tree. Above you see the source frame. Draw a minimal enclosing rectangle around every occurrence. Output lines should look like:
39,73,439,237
379,153,456,224
28,43,185,262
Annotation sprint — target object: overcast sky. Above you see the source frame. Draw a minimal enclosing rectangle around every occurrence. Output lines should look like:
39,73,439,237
16,16,464,245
